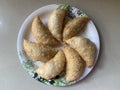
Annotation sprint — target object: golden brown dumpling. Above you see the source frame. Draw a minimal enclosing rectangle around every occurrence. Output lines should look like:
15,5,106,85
48,8,67,41
32,16,59,46
63,17,89,41
36,50,66,79
23,39,57,62
66,37,96,67
63,46,84,83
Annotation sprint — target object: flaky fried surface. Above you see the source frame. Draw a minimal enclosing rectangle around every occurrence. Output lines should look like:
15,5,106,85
23,39,57,62
63,46,84,83
32,16,59,46
36,50,66,79
66,37,96,67
63,17,89,41
48,9,67,41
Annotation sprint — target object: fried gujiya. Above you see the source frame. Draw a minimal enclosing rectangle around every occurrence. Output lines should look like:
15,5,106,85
23,39,57,62
66,37,96,67
36,50,66,79
63,17,89,41
63,46,84,82
48,7,68,41
32,16,59,46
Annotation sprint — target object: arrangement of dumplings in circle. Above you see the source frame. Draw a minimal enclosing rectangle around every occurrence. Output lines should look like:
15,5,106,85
32,16,59,46
22,5,98,84
36,50,66,79
63,46,85,83
23,39,57,62
63,16,89,41
48,8,67,41
66,36,96,67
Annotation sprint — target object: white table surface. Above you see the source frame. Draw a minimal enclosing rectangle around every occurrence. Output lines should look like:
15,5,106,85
0,0,120,90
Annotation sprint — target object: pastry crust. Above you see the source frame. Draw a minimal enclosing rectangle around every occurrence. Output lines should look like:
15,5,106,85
48,8,67,41
32,16,59,46
63,17,89,41
66,37,96,67
23,39,57,62
36,50,66,79
63,46,84,83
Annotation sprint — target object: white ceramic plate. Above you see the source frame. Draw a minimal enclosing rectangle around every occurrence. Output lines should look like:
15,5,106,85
17,4,100,86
